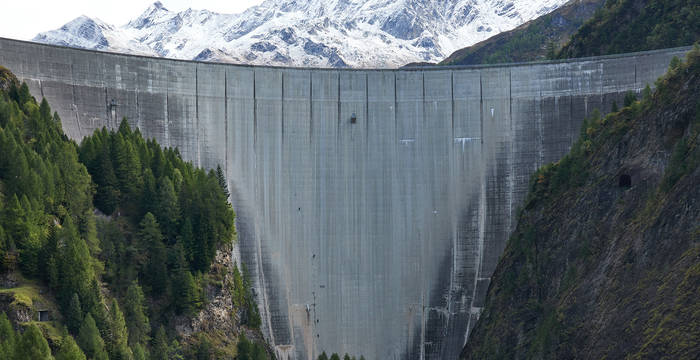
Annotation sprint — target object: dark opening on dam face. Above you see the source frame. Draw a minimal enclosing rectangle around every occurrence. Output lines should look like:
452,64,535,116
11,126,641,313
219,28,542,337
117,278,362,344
0,37,690,360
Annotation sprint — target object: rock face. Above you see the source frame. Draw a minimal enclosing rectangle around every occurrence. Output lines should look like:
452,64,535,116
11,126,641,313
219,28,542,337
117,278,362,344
175,243,270,356
462,48,700,359
0,38,690,359
31,0,571,68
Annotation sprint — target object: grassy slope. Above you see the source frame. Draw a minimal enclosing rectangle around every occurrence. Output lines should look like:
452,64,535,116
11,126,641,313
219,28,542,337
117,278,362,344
462,48,700,359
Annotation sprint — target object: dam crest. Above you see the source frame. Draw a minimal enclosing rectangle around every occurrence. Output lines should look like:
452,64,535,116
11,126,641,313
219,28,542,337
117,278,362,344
0,38,689,359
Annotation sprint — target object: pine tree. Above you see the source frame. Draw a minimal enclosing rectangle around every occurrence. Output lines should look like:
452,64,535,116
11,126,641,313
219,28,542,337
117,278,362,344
215,165,230,200
55,335,87,360
131,343,147,360
124,281,150,346
330,354,341,360
16,324,53,360
94,145,120,215
138,213,168,295
57,218,94,308
0,312,16,357
155,176,180,242
39,98,52,122
66,293,83,334
318,352,329,360
77,314,108,360
343,354,351,360
152,326,169,360
107,299,132,360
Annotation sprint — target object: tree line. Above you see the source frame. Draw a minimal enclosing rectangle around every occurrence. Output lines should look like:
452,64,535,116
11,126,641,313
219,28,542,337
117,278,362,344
0,67,264,359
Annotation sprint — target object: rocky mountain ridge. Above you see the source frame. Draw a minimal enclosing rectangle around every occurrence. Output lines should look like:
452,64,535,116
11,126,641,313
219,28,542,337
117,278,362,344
32,0,569,68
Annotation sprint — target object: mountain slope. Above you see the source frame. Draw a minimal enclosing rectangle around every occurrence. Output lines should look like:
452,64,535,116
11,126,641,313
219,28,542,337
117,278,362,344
461,47,700,359
440,0,604,66
32,0,569,68
557,0,700,58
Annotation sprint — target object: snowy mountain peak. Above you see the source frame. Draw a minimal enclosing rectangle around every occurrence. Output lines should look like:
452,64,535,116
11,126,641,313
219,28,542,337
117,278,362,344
127,2,171,30
33,0,569,68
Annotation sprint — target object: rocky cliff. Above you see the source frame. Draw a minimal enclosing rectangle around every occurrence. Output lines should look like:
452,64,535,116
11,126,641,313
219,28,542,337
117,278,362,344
462,47,700,359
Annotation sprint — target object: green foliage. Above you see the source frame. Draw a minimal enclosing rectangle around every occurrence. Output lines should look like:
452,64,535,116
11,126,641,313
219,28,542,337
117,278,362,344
0,72,254,360
77,314,108,360
558,0,700,58
151,326,169,360
0,312,17,357
131,343,147,360
624,91,638,107
66,293,83,334
236,334,267,360
317,352,329,360
330,354,341,360
107,299,132,360
123,282,150,346
16,324,53,360
56,335,87,360
233,263,261,328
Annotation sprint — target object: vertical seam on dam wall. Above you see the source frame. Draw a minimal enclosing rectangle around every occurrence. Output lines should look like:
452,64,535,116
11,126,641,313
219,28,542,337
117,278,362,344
253,70,257,147
365,73,369,145
225,69,229,172
281,72,285,145
479,72,484,144
195,65,200,166
309,72,313,144
337,72,341,143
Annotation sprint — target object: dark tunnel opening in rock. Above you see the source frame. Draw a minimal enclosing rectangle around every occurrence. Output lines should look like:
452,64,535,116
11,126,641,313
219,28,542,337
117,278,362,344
619,174,632,188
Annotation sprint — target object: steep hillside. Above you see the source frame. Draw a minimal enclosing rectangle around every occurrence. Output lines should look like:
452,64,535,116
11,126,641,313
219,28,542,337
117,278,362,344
440,0,604,66
462,47,700,359
0,68,269,359
32,0,569,68
557,0,700,58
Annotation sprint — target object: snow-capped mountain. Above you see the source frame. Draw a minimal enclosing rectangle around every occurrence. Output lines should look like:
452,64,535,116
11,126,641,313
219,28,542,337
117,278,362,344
33,0,569,68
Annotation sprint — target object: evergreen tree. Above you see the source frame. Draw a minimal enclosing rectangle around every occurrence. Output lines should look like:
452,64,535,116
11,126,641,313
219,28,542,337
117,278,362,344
131,343,147,360
215,165,230,200
155,176,180,242
642,84,653,100
330,354,341,360
0,312,16,357
123,281,150,346
107,299,132,360
56,218,94,309
16,324,53,360
152,326,169,360
77,314,108,360
55,335,87,360
343,354,351,360
94,145,120,215
138,213,168,296
317,352,329,360
194,336,212,360
66,293,83,334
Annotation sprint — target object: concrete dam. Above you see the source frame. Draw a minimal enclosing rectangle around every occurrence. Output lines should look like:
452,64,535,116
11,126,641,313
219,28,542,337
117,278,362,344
0,38,689,359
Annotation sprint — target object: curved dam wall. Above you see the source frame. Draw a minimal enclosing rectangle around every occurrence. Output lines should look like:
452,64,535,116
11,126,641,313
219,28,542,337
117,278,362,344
0,38,689,359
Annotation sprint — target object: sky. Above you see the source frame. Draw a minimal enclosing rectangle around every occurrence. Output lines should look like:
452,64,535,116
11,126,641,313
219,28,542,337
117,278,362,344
0,0,265,40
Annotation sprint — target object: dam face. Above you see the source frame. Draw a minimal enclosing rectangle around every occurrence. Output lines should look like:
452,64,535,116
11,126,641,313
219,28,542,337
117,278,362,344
0,38,688,359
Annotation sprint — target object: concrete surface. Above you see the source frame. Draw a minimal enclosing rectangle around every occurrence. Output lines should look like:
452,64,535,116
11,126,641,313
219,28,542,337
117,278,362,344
0,38,689,359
